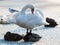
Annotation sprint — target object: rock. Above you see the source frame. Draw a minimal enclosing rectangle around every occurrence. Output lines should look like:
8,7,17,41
4,32,23,41
45,17,58,27
23,33,42,42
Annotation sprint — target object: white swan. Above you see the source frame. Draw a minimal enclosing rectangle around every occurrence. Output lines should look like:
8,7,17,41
7,4,48,34
9,8,19,13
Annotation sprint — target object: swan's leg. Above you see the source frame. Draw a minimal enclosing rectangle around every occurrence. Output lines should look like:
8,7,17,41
30,29,32,33
27,28,28,34
26,29,32,34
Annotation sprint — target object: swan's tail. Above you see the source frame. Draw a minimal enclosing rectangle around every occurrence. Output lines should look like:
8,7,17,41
43,22,49,25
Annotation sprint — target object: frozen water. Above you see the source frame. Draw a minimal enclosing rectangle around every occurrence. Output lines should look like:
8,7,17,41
0,0,60,45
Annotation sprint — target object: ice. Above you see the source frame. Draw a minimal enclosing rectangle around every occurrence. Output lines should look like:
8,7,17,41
0,0,60,45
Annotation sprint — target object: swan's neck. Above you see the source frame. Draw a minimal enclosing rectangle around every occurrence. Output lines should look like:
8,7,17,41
20,6,27,14
20,4,34,15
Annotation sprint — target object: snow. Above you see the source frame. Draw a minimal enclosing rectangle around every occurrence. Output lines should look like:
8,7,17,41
0,0,60,45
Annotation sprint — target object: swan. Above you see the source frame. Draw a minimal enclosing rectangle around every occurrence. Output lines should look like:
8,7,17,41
7,4,48,41
9,8,19,13
7,4,48,33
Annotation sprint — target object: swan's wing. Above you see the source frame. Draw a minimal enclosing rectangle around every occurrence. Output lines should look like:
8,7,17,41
26,14,44,27
35,9,44,18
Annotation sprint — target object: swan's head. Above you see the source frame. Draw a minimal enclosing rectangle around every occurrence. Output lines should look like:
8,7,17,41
27,4,34,14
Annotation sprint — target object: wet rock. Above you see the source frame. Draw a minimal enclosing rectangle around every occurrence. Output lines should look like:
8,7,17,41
45,17,58,27
23,33,42,42
4,32,23,41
